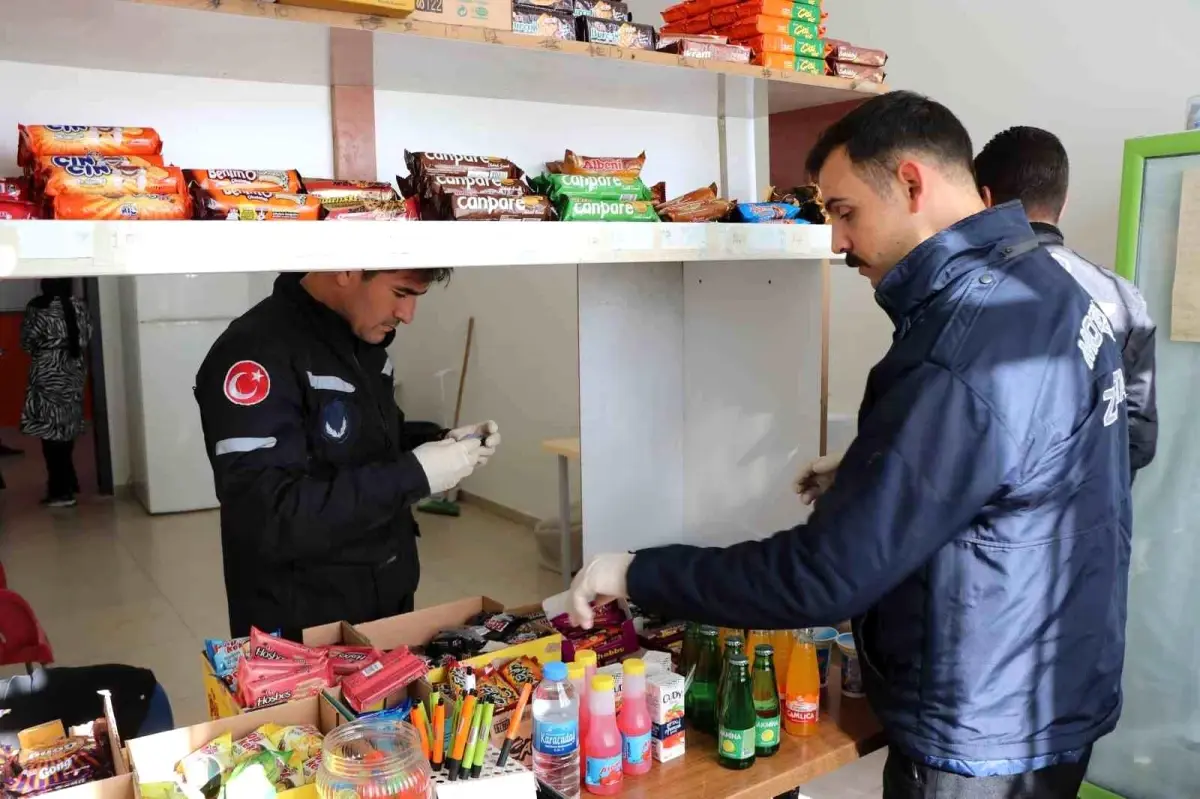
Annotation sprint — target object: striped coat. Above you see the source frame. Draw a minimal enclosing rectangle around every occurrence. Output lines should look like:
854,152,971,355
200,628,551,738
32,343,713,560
20,297,93,441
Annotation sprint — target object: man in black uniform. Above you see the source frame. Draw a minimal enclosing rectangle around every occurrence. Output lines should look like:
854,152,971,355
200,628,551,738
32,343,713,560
195,269,499,638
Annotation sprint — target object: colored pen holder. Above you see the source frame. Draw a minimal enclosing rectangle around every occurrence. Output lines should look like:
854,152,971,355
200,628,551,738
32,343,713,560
432,745,535,799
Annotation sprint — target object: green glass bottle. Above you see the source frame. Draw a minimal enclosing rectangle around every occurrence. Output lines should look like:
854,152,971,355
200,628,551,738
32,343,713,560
681,622,700,684
751,644,781,757
686,625,720,735
716,634,745,721
717,653,756,770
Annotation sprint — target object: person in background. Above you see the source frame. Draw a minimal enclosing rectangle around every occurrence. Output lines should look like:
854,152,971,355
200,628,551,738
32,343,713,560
974,125,1157,479
195,270,500,640
567,92,1132,799
20,278,92,508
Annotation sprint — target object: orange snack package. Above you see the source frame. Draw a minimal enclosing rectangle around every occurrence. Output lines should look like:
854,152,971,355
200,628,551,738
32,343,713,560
194,189,322,221
18,125,163,166
561,150,646,180
186,169,302,194
53,193,190,221
38,156,184,197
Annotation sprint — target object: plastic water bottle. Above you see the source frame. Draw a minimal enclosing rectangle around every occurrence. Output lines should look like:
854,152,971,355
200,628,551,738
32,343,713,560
533,661,581,798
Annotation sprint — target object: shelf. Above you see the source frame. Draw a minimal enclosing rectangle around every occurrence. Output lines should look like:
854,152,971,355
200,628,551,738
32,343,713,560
118,0,885,115
0,221,837,277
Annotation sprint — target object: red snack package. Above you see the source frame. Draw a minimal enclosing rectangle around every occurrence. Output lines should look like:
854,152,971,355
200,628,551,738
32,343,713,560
39,157,185,198
248,627,323,662
18,125,163,166
239,659,335,710
0,201,39,220
0,177,29,202
323,645,382,677
52,193,189,221
660,0,698,23
562,150,646,180
186,169,302,194
341,647,429,713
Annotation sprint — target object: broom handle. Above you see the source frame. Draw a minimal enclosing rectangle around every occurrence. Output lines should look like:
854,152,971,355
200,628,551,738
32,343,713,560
451,317,474,430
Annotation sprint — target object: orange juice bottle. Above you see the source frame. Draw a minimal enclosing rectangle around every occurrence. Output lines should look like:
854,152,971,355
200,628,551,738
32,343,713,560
771,629,794,696
783,629,820,737
746,630,772,670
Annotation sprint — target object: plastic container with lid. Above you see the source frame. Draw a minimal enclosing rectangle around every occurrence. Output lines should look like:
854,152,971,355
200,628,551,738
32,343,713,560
316,718,433,799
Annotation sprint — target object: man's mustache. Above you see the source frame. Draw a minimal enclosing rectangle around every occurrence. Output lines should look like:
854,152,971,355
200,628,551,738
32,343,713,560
845,252,869,270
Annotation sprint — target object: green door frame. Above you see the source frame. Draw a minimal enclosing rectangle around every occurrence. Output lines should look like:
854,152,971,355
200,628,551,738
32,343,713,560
1115,130,1200,282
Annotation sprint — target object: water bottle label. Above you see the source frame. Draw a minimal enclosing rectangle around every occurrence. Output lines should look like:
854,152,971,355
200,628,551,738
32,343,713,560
784,695,819,725
533,718,578,757
718,726,755,761
755,715,780,748
622,731,651,766
585,754,623,788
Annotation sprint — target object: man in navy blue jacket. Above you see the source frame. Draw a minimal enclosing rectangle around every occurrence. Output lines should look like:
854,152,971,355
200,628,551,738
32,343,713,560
567,92,1132,798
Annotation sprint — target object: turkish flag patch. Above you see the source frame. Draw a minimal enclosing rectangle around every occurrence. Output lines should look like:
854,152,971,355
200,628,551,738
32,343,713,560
223,360,271,406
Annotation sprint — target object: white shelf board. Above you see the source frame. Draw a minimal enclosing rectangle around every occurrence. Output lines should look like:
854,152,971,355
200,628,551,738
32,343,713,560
0,221,837,277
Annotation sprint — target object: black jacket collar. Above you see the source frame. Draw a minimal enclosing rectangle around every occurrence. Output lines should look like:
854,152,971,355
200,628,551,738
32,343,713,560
1029,221,1065,247
273,273,396,351
875,201,1038,321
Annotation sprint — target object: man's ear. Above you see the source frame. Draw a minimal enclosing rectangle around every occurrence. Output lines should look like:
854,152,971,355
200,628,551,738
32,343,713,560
334,271,355,287
896,159,925,210
980,185,994,208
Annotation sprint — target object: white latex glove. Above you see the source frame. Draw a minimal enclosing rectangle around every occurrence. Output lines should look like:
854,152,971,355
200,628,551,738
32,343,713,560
569,553,635,629
793,450,844,505
446,420,501,466
413,438,483,495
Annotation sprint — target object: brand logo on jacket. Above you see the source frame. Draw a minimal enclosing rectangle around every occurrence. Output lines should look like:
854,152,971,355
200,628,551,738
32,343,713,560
223,360,270,406
320,400,356,444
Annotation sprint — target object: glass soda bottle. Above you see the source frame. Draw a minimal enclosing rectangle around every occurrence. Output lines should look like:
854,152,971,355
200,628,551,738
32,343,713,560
716,634,745,721
686,626,720,735
681,622,700,684
746,630,772,670
717,653,756,770
751,644,781,757
783,629,820,737
771,629,794,696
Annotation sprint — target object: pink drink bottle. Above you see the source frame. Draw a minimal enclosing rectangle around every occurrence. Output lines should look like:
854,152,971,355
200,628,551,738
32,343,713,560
618,658,652,776
568,662,590,783
584,674,623,795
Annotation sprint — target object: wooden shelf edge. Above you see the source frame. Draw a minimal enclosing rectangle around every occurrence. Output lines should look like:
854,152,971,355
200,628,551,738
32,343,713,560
124,0,888,105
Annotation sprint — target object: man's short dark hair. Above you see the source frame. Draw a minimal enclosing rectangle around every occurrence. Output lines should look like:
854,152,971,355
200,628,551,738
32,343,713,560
974,126,1069,221
804,91,975,189
364,268,453,284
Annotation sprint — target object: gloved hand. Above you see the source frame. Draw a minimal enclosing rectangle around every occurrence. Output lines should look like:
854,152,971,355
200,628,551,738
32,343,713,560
793,450,844,505
413,438,483,495
446,420,501,466
569,553,635,629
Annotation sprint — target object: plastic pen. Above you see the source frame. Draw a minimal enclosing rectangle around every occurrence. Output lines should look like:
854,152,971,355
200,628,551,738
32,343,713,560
496,683,532,768
412,702,431,762
470,699,495,778
432,701,446,771
447,692,478,781
455,702,484,782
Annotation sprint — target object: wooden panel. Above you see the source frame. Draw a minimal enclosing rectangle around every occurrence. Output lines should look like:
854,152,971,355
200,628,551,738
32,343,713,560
682,258,823,546
329,27,376,181
578,262,684,557
768,99,867,187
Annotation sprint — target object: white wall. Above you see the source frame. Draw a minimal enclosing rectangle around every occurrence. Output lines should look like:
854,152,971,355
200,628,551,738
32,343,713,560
376,89,721,521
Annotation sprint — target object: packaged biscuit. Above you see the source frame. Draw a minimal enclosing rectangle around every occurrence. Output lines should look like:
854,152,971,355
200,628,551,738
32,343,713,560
301,178,397,208
0,201,39,220
511,6,576,39
516,0,573,11
719,16,823,40
186,169,302,194
404,151,521,183
657,39,751,63
532,172,652,203
421,174,529,199
560,198,659,221
660,0,695,22
53,193,190,220
710,0,822,26
656,184,734,222
443,194,553,221
576,16,656,49
825,38,888,67
572,0,630,19
561,150,646,179
18,125,163,166
736,34,823,59
733,202,804,222
828,60,886,84
500,655,543,691
195,189,322,221
753,51,825,74
0,177,30,202
324,199,417,220
39,156,185,197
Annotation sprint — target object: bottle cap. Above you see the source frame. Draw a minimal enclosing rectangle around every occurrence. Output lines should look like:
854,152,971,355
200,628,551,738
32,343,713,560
699,626,719,637
544,661,568,681
592,674,616,692
726,634,745,648
567,662,586,680
574,650,598,667
754,644,774,657
727,653,749,665
623,658,645,676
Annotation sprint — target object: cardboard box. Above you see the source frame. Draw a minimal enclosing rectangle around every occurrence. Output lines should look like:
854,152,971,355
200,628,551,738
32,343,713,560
274,0,415,18
128,695,345,799
647,672,685,763
52,690,134,799
409,0,510,30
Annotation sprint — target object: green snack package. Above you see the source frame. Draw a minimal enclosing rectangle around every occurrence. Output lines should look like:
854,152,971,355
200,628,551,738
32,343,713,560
539,173,651,203
139,783,188,799
561,198,659,221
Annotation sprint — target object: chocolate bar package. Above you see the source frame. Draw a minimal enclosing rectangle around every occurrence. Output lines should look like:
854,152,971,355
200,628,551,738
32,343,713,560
515,0,573,12
511,6,576,39
404,151,522,182
573,0,630,20
824,38,888,67
421,174,530,198
657,39,751,63
576,16,656,49
443,194,553,221
827,60,887,84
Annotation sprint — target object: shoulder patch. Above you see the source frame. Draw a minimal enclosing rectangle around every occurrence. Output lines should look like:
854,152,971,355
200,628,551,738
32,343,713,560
224,360,271,406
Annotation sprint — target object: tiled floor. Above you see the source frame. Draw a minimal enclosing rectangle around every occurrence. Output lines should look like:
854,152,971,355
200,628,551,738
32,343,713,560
0,432,882,796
